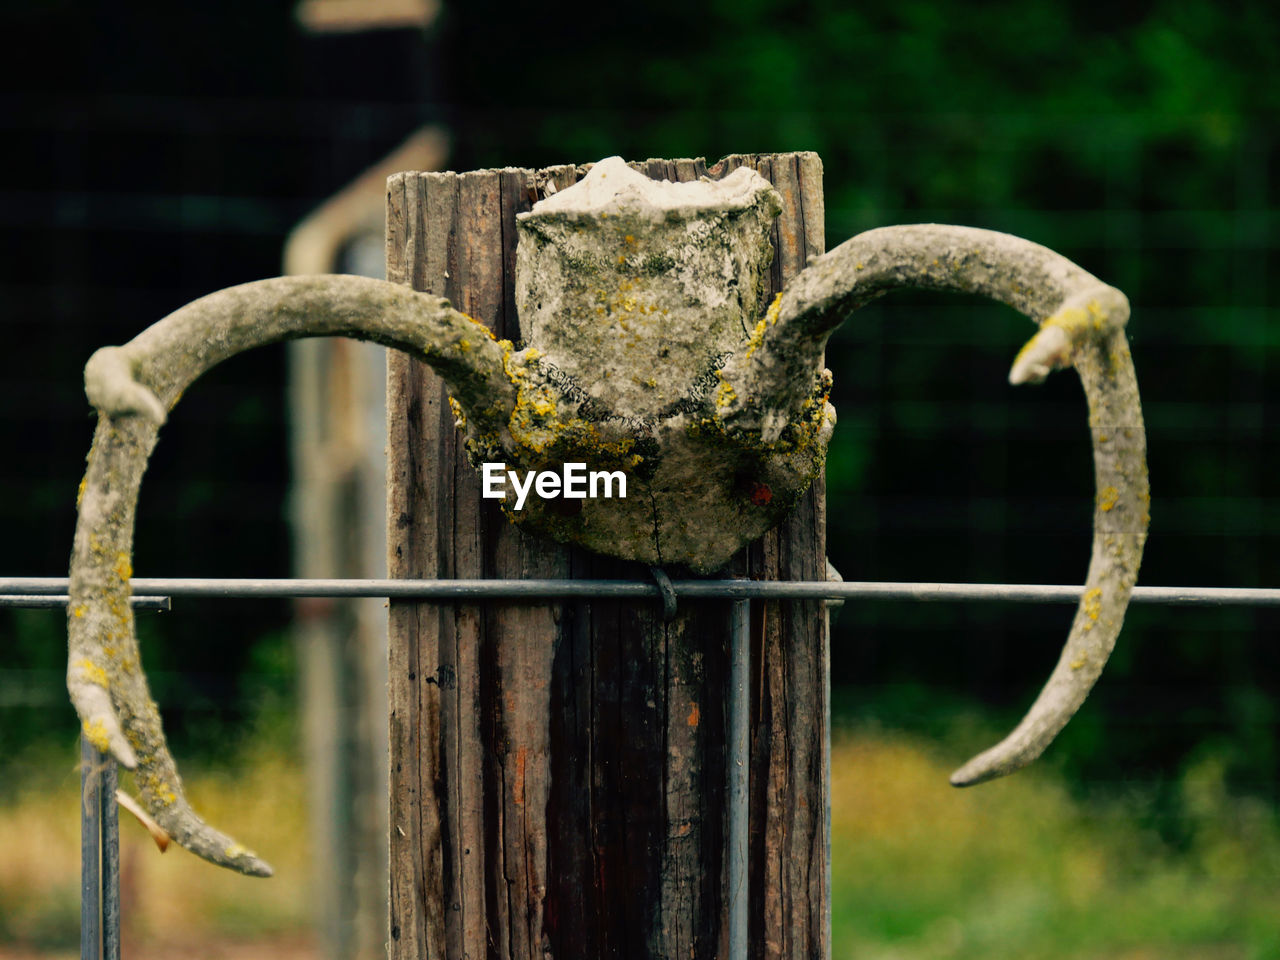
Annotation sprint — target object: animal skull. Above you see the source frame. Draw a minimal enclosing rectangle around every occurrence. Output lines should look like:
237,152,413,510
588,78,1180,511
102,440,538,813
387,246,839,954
67,157,1148,875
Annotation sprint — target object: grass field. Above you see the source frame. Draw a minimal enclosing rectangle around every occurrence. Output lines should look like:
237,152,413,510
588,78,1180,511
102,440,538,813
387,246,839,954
830,727,1280,959
0,741,312,958
2,726,1277,958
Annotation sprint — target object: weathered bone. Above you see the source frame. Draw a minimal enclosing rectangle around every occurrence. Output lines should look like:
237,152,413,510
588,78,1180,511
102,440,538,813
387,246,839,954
69,275,516,875
502,156,830,570
68,162,1148,877
719,223,1149,786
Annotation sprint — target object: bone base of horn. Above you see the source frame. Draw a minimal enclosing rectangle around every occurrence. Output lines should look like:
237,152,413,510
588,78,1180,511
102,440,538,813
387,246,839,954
495,156,833,572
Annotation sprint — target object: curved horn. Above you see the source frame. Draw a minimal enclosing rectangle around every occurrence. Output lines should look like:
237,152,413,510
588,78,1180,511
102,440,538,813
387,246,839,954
722,224,1148,787
69,275,515,875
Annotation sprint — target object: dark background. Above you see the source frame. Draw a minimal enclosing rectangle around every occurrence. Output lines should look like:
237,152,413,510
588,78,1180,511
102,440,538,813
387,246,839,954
2,0,1278,839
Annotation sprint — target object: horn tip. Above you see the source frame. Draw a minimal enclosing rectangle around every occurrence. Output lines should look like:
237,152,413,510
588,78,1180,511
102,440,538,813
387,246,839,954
243,859,275,878
948,762,983,788
223,842,274,877
948,765,988,788
112,739,139,770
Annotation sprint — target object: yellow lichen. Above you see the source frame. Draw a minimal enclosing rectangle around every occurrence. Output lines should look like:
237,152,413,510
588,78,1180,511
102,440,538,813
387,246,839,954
76,658,110,689
1081,587,1103,632
461,312,497,339
72,605,86,619
82,719,111,753
448,396,467,428
716,380,737,408
107,595,129,621
114,553,132,581
1044,306,1089,335
501,342,519,386
145,772,177,807
1098,486,1119,512
745,294,783,360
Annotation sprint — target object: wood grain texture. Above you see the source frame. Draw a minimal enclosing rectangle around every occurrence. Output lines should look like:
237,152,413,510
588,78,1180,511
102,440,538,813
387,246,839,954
387,154,828,959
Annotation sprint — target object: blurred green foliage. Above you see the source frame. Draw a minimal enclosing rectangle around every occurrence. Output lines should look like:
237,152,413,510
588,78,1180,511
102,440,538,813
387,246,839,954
829,724,1280,958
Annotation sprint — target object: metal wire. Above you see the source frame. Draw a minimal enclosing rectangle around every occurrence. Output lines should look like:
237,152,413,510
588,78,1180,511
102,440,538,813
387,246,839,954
6,577,1280,605
1,594,170,610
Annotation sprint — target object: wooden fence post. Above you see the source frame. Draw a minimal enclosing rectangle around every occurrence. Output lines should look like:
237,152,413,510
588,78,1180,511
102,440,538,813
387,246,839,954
386,154,828,959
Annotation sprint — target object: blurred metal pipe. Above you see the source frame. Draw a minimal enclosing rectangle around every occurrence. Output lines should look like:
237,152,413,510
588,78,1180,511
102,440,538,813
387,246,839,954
80,737,101,960
2,594,169,610
80,739,120,960
102,754,120,960
7,577,1280,605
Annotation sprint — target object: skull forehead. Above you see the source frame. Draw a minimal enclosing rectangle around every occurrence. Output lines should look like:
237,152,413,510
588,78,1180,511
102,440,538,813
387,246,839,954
524,156,778,218
514,158,783,418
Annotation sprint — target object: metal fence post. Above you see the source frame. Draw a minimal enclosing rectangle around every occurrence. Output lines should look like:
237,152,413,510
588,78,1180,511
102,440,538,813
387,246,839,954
80,737,120,960
727,597,752,959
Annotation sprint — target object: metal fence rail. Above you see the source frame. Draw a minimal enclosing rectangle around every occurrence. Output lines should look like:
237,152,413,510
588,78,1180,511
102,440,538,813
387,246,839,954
7,576,1280,606
40,573,1279,959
